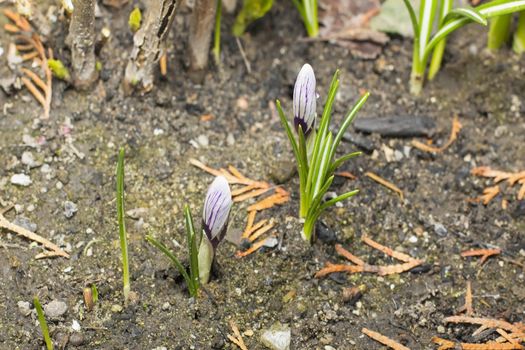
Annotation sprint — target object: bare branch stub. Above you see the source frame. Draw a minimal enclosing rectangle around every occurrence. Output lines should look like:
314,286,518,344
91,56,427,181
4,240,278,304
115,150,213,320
188,0,217,81
124,0,178,94
68,0,98,89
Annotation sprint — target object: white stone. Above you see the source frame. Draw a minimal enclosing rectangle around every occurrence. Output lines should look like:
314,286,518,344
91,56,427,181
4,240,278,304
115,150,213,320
11,174,32,186
260,323,291,350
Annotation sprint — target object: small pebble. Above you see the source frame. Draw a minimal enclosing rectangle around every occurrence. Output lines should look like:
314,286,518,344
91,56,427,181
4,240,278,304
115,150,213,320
71,319,81,331
64,201,78,218
69,332,84,346
44,300,68,318
260,322,291,350
21,152,39,168
111,304,123,313
17,301,31,316
11,174,32,186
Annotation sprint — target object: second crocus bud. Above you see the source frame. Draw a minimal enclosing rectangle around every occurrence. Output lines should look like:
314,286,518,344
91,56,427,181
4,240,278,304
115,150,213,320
293,63,317,137
198,176,232,284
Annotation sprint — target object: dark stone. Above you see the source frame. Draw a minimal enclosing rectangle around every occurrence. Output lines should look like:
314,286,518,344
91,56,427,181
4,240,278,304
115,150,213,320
353,116,436,137
316,222,337,244
69,332,84,346
342,132,375,153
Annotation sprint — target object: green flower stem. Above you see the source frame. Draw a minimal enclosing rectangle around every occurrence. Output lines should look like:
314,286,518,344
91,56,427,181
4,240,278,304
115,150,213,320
514,11,525,54
213,0,222,65
488,14,512,50
34,297,53,350
116,147,130,303
410,37,425,95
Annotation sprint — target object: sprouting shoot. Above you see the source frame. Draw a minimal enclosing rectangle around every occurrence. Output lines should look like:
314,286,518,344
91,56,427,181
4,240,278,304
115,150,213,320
277,63,369,242
147,176,232,296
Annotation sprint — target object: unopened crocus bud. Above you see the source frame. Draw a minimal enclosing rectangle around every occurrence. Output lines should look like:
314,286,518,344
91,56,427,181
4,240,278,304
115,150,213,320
293,63,316,137
198,176,232,284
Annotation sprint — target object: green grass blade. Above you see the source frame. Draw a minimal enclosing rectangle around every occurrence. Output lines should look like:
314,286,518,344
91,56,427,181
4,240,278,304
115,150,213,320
145,235,195,296
428,0,453,81
116,147,130,302
276,100,301,164
425,0,525,59
306,72,339,196
34,297,53,350
330,92,369,160
213,0,222,65
329,151,362,174
401,0,420,37
488,14,512,50
91,284,99,303
514,11,525,54
306,175,334,219
311,132,333,198
445,7,487,25
184,205,199,291
418,0,438,60
318,189,359,213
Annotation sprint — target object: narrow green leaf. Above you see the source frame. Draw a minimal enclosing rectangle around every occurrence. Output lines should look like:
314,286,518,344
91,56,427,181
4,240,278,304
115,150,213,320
488,14,512,50
418,0,438,60
184,205,199,291
312,132,333,198
401,0,420,37
329,151,361,174
306,175,334,220
319,189,359,213
116,147,130,302
146,235,195,296
330,92,369,160
445,7,487,25
34,297,53,350
233,0,274,36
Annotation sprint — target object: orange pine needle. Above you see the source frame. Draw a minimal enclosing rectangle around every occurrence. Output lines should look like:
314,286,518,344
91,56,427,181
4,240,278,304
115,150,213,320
364,259,424,276
247,193,289,211
228,166,250,183
231,183,258,197
248,223,274,243
4,23,20,33
365,172,404,200
227,321,248,350
444,316,525,338
21,77,46,108
336,171,357,180
412,115,462,153
362,328,411,350
315,262,364,277
335,244,365,266
471,166,513,183
234,187,272,202
457,281,474,316
432,337,523,350
361,234,413,263
461,248,501,265
244,210,256,233
236,235,276,258
518,181,525,200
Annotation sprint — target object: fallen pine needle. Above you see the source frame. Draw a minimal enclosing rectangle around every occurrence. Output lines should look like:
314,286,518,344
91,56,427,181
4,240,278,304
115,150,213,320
0,213,69,258
432,336,523,350
362,234,413,263
236,235,276,258
456,280,474,316
233,187,272,202
315,262,364,277
227,320,248,350
461,248,501,265
248,222,274,243
443,316,525,338
470,185,500,205
336,171,357,180
242,219,268,239
159,52,167,76
365,172,404,200
361,328,411,350
247,192,289,211
335,244,365,266
411,115,462,153
470,167,525,204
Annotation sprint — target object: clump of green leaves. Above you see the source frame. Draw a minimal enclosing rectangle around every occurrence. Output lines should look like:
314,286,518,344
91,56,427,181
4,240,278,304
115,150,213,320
488,11,525,54
34,296,53,350
48,59,70,81
129,7,142,33
277,64,368,242
514,12,525,54
147,176,232,296
402,0,525,94
292,0,318,37
233,0,273,36
116,147,131,303
146,205,201,297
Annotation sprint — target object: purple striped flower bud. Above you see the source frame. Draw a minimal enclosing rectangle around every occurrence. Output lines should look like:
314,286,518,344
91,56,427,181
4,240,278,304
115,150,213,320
202,176,232,249
293,64,317,137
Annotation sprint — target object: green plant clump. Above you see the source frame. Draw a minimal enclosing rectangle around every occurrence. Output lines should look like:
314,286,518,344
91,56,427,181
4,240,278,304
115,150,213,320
277,64,368,242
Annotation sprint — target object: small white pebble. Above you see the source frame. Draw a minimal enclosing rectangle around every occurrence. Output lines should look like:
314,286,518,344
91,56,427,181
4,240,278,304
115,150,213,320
11,174,32,186
71,320,81,332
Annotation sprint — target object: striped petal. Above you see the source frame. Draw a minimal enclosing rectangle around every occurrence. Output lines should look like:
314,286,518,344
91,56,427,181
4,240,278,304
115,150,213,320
293,63,317,136
202,176,232,245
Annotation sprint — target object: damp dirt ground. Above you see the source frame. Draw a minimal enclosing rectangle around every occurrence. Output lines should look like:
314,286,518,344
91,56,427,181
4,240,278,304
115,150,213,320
0,1,524,349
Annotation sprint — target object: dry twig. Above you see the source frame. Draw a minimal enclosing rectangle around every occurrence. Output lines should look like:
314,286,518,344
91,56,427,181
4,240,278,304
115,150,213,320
411,115,462,153
470,166,525,204
315,237,424,278
362,328,411,350
227,320,248,350
365,172,404,200
4,9,52,119
457,281,474,316
0,212,69,259
461,248,501,265
432,336,523,350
